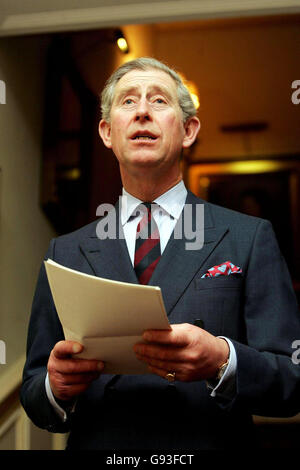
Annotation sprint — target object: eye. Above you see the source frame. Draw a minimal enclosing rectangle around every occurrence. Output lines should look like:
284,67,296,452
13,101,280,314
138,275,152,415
154,97,166,104
123,98,135,105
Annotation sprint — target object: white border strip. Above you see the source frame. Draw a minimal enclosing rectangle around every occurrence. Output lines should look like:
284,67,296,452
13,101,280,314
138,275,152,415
0,0,300,36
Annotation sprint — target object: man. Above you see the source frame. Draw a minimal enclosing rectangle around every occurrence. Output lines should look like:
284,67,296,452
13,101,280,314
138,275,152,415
21,57,300,450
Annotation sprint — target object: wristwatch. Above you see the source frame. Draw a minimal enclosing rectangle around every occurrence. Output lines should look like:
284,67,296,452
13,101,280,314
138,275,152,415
216,359,229,381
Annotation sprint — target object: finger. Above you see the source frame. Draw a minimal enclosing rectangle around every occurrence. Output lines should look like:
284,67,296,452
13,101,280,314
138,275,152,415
135,353,180,373
134,343,186,362
55,383,92,401
53,340,83,359
143,324,192,346
51,357,104,375
59,371,101,385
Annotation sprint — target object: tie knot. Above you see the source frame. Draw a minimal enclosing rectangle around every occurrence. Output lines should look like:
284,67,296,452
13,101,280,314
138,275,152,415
142,202,153,212
142,202,152,223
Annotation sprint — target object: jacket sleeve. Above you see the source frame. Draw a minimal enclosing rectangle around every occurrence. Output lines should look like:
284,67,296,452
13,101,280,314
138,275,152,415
225,219,300,416
20,239,71,433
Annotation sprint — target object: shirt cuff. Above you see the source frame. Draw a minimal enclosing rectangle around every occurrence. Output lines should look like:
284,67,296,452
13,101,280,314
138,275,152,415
45,373,76,422
206,336,237,400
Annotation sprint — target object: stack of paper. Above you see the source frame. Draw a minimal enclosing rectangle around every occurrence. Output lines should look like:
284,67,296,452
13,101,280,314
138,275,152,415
44,259,170,374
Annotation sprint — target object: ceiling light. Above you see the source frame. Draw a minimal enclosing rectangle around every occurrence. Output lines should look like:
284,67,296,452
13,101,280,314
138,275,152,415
115,29,129,54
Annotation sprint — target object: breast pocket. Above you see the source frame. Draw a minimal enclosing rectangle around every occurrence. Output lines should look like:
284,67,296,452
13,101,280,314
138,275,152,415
192,275,244,338
194,275,243,290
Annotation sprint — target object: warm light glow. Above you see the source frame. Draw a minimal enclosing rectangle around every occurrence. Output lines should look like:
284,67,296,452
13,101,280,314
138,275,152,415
61,168,81,180
187,160,297,196
199,176,210,188
225,161,281,174
117,37,129,53
178,73,200,110
191,93,200,110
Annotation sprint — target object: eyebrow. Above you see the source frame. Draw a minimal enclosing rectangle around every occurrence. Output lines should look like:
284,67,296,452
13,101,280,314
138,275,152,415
114,84,174,103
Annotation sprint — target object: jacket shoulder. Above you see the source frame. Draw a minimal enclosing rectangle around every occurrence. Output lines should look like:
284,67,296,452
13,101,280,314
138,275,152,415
45,219,100,264
206,200,266,227
55,219,99,244
187,190,269,228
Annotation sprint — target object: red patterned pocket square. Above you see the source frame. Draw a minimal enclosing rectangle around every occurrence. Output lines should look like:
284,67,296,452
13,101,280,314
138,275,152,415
201,261,242,278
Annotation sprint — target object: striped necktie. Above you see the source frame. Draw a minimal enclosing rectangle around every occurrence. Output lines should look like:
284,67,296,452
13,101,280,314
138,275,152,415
134,202,161,285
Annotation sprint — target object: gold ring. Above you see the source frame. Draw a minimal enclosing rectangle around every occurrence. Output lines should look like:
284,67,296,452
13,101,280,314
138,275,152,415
165,372,176,382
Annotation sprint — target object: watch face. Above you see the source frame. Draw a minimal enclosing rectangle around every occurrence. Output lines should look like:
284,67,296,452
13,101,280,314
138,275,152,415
217,360,229,380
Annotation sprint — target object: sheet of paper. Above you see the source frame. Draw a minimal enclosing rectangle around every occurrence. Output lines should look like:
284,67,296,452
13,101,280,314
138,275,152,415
44,259,170,374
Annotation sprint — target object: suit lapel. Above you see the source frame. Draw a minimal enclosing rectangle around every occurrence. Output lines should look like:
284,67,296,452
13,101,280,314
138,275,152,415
149,192,228,315
79,201,138,285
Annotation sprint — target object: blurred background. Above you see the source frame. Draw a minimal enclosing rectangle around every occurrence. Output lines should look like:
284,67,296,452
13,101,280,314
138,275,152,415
0,0,299,450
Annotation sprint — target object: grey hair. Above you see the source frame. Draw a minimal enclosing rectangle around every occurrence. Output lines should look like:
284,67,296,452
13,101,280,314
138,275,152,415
100,57,197,123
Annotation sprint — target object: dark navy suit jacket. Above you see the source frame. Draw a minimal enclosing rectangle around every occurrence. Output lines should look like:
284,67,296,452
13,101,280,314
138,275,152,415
20,191,300,449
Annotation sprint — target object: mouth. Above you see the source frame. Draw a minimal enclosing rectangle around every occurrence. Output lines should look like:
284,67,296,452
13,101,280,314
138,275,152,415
130,131,158,142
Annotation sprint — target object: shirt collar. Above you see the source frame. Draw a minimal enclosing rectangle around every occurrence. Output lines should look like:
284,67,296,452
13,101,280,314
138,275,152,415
121,180,187,226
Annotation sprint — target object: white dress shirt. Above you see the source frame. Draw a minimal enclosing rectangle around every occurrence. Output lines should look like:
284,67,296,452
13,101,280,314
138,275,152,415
46,180,237,422
121,180,187,262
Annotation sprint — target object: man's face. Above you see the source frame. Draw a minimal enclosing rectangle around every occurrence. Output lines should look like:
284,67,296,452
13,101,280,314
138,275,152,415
99,68,199,175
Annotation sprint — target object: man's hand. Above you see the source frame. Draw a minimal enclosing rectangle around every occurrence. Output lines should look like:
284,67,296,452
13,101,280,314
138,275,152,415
47,341,104,401
133,323,229,382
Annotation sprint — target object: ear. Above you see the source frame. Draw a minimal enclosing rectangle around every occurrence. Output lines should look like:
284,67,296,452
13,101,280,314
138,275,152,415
182,116,201,149
98,119,112,149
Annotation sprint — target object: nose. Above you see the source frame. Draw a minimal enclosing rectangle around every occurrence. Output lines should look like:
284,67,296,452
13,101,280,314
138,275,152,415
135,98,152,122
